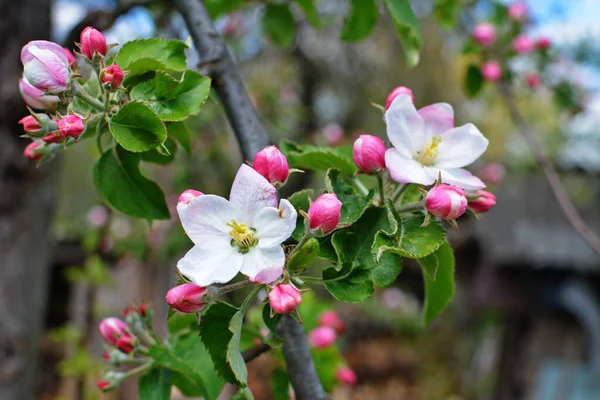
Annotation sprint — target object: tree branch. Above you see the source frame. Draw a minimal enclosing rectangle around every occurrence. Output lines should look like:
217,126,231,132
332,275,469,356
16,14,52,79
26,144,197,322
173,1,326,399
242,343,270,363
498,82,600,256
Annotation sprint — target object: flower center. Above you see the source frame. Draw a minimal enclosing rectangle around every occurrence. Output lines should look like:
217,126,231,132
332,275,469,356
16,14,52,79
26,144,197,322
227,220,257,254
414,137,442,166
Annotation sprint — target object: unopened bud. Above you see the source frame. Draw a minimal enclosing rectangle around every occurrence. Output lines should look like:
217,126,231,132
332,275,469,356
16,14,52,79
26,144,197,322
468,190,496,213
268,284,302,314
526,74,541,89
253,145,289,185
336,367,357,385
481,61,502,82
308,193,342,233
98,317,128,345
97,380,112,392
100,65,124,89
513,34,535,54
318,310,346,335
353,134,386,174
57,115,85,138
472,23,495,47
64,48,77,68
425,184,468,220
508,2,528,21
42,133,64,144
80,26,107,59
18,116,42,135
116,334,135,354
308,326,336,349
166,283,209,313
385,86,414,110
537,37,551,50
23,142,44,161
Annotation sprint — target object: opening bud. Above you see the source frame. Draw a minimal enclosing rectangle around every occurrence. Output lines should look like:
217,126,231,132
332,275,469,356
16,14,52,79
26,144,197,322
166,283,210,313
385,86,414,110
100,65,124,89
80,26,107,60
468,190,496,213
178,189,204,204
308,326,337,349
253,145,289,185
308,193,342,233
425,184,467,220
98,317,129,345
472,23,496,47
57,114,85,138
353,134,386,174
19,77,60,110
268,283,302,314
336,367,357,385
21,41,70,94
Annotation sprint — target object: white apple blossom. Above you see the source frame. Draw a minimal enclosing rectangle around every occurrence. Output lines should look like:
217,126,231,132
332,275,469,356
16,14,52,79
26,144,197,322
385,95,489,190
177,164,297,286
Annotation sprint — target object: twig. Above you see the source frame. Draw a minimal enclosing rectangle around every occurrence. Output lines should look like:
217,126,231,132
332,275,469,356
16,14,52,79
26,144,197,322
498,82,600,256
242,343,270,363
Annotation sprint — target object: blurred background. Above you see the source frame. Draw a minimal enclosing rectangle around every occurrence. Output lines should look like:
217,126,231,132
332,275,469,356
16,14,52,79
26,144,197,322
1,0,600,399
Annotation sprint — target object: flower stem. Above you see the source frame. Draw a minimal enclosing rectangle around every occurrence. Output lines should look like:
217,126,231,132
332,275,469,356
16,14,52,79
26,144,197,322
73,82,106,111
353,176,369,196
392,183,408,203
124,362,154,379
218,280,255,295
396,201,424,214
377,174,386,205
287,229,314,260
240,285,261,312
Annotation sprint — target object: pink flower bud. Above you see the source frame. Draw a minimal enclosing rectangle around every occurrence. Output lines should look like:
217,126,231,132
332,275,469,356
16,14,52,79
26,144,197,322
138,304,148,317
42,133,64,144
425,184,468,220
253,145,289,184
21,41,70,93
100,65,124,89
308,326,336,349
481,61,502,82
353,134,386,174
80,26,107,59
63,48,77,68
537,37,551,50
526,73,542,89
165,283,209,313
385,86,414,110
269,284,302,314
23,142,43,161
318,310,346,335
468,190,496,213
322,123,344,146
87,205,109,228
472,23,496,47
98,317,128,345
308,193,342,233
102,352,110,361
508,2,528,21
477,162,505,185
116,335,135,354
178,189,204,204
336,367,357,385
513,34,535,54
97,380,112,391
19,77,60,110
57,115,85,138
19,116,42,135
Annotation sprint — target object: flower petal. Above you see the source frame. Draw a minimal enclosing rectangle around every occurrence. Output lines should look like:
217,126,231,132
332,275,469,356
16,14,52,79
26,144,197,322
385,148,436,185
177,243,243,286
23,44,70,93
385,94,425,157
179,194,239,244
418,103,454,137
434,123,489,169
254,199,297,248
229,164,277,225
425,167,486,190
240,246,284,283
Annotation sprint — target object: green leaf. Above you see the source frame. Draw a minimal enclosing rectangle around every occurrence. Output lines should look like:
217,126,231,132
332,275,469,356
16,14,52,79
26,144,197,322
109,102,167,153
341,0,378,41
324,268,374,303
130,70,211,122
167,313,197,335
262,303,281,334
116,38,188,78
375,213,445,259
383,0,422,67
231,387,255,400
418,240,455,325
288,189,313,241
141,137,177,165
168,121,191,155
205,0,244,19
465,64,484,98
295,0,321,27
271,368,290,400
280,140,357,175
263,3,296,49
287,238,319,272
93,146,170,220
326,169,373,225
433,0,460,28
139,367,172,400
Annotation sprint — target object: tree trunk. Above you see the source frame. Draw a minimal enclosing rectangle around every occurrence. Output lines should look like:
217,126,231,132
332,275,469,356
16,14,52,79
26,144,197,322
0,0,56,399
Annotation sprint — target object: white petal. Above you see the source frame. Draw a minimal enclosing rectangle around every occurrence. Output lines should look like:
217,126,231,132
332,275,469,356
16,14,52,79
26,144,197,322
24,46,69,93
385,94,425,157
418,103,454,137
434,123,489,169
425,167,486,190
229,164,277,225
254,199,297,248
385,148,436,186
240,246,284,282
177,243,243,286
179,194,239,244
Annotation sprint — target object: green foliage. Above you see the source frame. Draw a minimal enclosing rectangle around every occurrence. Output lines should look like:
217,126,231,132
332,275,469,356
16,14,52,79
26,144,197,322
418,240,455,325
116,38,188,80
288,189,313,240
280,140,357,175
168,121,192,155
205,0,244,19
263,3,296,49
130,71,211,121
295,0,321,27
374,213,446,259
271,368,290,400
383,0,422,67
433,0,460,28
72,75,101,115
141,137,177,165
93,146,170,220
465,64,484,98
326,169,373,225
287,237,320,271
63,255,111,286
109,102,167,153
341,0,378,41
139,367,172,400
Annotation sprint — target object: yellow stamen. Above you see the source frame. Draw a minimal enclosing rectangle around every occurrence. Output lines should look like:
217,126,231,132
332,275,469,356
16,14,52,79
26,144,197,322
414,137,442,166
227,220,257,253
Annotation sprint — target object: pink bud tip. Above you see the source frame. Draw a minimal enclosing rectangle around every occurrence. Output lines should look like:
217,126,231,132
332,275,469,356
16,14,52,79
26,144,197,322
19,116,41,134
336,367,357,385
526,73,542,89
98,317,129,345
318,310,347,335
513,34,535,54
97,380,112,391
23,142,43,161
63,48,77,68
353,134,386,174
116,335,135,354
100,65,124,89
253,145,290,184
57,115,85,138
481,61,502,82
508,2,528,21
385,86,414,110
42,133,64,144
468,190,497,213
472,23,496,47
308,193,342,233
268,284,302,314
165,283,208,313
178,189,204,204
308,326,337,349
80,26,107,59
425,184,468,220
536,37,551,50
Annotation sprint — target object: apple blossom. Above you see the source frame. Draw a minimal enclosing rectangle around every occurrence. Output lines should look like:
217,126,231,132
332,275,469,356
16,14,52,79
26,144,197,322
98,317,128,345
19,76,60,110
177,164,296,286
337,367,357,385
384,95,488,190
385,86,414,109
80,26,107,59
57,115,85,138
508,2,527,21
308,326,336,348
472,23,495,47
21,40,70,93
513,34,535,54
319,310,346,334
425,184,468,220
253,145,289,184
481,61,502,82
468,190,497,213
353,134,386,174
63,48,77,68
269,283,302,314
308,193,342,233
23,142,43,161
165,283,209,313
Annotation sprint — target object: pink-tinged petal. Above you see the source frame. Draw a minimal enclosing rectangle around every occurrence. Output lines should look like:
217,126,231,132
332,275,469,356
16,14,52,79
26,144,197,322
254,199,297,248
385,148,435,185
425,167,486,190
418,103,454,138
23,43,70,93
229,164,277,225
434,123,489,169
240,246,285,282
19,77,60,110
177,243,243,286
385,94,425,157
250,267,283,284
179,194,239,244
21,40,69,64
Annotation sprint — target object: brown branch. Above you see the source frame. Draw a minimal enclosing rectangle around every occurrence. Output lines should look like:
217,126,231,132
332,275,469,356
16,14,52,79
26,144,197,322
498,82,600,256
242,343,270,363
